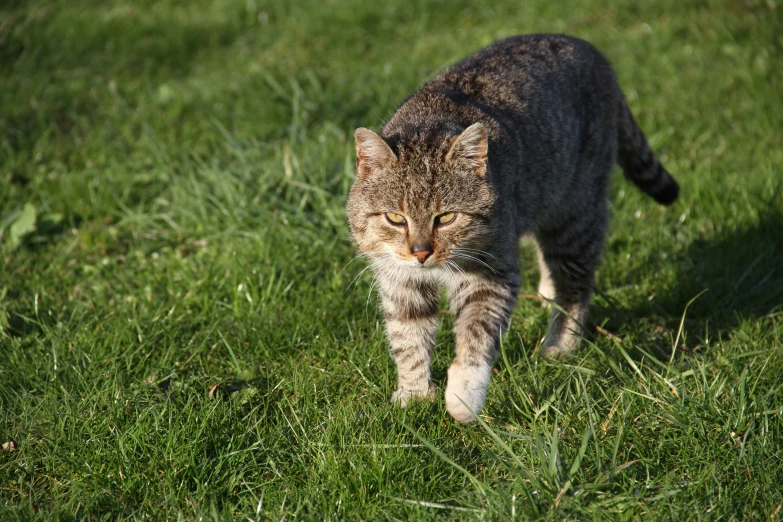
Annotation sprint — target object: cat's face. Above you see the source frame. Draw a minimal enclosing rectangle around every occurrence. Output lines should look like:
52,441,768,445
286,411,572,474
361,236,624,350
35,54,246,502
347,124,497,270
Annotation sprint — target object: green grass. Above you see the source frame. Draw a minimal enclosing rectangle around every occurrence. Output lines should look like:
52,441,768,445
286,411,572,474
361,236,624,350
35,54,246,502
1,0,782,519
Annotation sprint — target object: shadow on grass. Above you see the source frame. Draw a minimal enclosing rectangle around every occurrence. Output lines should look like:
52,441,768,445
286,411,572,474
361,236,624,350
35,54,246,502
595,210,783,358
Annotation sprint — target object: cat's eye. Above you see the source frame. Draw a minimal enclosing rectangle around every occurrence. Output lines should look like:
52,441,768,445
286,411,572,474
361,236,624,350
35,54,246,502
385,212,407,226
435,212,457,226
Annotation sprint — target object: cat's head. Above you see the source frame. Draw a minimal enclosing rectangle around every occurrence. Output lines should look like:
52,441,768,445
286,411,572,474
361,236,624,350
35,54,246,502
346,123,497,270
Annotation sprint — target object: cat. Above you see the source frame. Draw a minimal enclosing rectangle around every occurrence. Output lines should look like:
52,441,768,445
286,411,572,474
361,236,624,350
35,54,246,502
346,34,679,422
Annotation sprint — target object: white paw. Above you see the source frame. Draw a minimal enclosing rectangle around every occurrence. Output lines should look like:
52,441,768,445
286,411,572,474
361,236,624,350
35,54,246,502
445,363,492,422
538,343,575,358
390,384,435,408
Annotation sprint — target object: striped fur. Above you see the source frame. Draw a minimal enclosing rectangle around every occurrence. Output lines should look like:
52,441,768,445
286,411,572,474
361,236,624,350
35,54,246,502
617,93,680,205
346,34,679,422
373,258,520,421
379,276,440,405
445,272,518,421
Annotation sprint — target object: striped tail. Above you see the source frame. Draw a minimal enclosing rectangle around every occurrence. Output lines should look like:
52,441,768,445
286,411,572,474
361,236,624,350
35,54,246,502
617,94,679,205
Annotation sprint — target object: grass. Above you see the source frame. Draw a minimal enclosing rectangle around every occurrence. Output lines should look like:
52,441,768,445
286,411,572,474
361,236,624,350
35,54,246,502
1,0,781,519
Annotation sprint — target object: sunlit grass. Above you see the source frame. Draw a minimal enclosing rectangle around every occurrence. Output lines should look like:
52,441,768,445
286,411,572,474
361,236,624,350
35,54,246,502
1,0,781,519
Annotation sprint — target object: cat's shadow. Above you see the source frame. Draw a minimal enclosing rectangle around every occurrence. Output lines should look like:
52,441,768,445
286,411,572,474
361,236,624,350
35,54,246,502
591,210,783,359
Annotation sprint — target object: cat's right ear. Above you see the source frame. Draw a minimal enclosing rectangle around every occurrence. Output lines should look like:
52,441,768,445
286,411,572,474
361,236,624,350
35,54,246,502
354,128,396,178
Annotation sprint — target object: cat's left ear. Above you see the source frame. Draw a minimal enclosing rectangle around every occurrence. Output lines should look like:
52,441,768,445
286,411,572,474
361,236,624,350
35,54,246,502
446,123,488,177
354,128,397,178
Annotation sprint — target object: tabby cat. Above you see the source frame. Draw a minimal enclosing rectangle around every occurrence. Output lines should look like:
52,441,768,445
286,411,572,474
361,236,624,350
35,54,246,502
346,34,678,422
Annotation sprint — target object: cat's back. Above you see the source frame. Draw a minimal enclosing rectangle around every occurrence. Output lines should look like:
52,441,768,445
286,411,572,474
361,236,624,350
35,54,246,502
443,34,608,81
384,34,615,138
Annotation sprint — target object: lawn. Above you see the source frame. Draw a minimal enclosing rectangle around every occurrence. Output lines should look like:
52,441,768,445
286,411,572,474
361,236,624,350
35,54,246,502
1,0,782,519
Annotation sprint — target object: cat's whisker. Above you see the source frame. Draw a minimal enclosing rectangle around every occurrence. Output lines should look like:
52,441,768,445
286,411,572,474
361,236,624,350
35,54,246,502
343,252,394,296
451,253,499,274
453,247,498,261
447,260,466,278
448,262,465,288
443,261,458,287
338,253,367,276
451,252,494,269
365,275,379,323
343,264,374,295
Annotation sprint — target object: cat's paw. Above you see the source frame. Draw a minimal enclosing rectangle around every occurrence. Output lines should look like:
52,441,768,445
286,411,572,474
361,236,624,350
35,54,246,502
445,363,492,422
538,343,575,358
390,385,436,408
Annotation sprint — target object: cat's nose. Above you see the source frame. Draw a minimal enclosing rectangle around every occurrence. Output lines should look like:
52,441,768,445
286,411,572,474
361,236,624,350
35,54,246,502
411,244,432,264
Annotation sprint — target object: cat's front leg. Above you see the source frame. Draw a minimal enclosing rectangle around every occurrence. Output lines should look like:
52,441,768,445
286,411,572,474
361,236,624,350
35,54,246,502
446,273,518,422
379,276,440,407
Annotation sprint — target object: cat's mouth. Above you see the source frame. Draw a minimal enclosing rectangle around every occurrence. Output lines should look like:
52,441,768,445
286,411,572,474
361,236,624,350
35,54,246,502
404,257,436,268
391,253,439,268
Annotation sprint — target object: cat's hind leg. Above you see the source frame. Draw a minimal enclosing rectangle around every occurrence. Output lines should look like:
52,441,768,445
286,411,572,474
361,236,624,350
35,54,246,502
536,209,607,357
535,241,556,306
